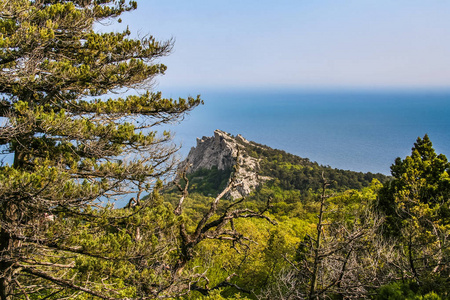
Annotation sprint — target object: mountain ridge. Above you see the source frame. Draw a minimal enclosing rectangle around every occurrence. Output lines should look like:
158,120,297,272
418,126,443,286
180,130,388,198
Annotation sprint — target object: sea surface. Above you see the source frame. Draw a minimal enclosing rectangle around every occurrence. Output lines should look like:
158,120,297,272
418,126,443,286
162,89,450,175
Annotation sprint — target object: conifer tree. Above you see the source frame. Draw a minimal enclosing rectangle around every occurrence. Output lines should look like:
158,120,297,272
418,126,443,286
0,1,201,298
378,135,450,295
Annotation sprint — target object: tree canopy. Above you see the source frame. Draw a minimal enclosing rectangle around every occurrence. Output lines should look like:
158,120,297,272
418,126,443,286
0,1,201,298
378,134,450,233
1,1,449,299
378,134,450,295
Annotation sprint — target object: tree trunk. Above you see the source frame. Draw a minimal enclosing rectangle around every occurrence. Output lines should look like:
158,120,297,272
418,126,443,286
0,148,24,299
309,178,329,300
0,228,12,300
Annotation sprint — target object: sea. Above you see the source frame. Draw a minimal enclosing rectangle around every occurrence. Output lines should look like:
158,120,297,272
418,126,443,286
161,88,450,175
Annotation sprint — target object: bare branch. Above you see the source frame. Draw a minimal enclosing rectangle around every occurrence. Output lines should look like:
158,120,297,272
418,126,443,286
22,267,116,300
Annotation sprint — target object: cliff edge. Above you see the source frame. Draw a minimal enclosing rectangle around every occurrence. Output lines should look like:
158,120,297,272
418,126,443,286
181,130,266,199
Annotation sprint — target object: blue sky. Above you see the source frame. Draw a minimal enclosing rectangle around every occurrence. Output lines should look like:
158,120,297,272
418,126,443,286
114,0,450,91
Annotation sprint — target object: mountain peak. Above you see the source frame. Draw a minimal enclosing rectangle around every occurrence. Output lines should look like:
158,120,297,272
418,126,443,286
182,130,266,198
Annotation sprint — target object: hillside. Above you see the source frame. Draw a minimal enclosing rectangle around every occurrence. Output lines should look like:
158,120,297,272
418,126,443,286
179,129,388,198
159,133,449,299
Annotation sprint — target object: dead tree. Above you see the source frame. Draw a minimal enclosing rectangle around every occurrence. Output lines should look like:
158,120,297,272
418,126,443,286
309,173,331,300
258,174,396,300
170,159,276,296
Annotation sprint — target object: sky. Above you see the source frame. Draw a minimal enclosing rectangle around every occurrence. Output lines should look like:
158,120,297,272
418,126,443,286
112,0,450,91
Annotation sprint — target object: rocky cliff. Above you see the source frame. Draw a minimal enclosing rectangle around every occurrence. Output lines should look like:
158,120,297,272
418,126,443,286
181,130,267,199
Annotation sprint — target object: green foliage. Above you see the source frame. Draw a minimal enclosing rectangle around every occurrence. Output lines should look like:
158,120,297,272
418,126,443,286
174,138,388,217
377,135,450,298
187,289,251,299
3,4,447,298
241,140,388,192
375,282,446,300
156,135,450,299
187,166,232,196
379,135,450,233
0,0,201,298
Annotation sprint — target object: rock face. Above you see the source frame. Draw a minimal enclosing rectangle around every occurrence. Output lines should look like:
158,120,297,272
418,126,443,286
182,130,266,199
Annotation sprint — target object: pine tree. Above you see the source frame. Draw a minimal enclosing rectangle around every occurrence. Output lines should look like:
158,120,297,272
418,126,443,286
379,135,450,233
0,1,201,298
378,135,450,295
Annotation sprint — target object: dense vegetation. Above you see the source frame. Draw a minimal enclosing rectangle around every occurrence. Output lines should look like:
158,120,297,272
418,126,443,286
0,1,202,298
183,166,232,197
0,1,448,299
164,134,449,300
183,138,388,198
242,137,388,191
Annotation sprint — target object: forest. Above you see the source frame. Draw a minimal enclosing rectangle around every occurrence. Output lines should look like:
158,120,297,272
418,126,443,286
0,1,448,299
162,134,449,300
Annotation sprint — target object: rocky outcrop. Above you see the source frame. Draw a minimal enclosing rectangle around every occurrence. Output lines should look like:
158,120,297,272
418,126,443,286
182,130,267,199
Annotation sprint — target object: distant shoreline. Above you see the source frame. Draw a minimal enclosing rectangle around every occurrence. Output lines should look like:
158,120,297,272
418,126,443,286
163,89,450,175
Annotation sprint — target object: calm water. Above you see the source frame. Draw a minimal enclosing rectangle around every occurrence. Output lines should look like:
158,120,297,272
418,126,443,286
164,89,450,175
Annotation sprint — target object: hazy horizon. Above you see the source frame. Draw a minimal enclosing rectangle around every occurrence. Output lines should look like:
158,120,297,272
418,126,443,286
110,1,450,91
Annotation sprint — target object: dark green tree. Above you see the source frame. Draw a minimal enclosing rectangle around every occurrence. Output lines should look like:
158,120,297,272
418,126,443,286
378,135,450,296
0,1,201,299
